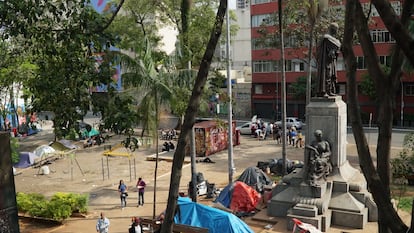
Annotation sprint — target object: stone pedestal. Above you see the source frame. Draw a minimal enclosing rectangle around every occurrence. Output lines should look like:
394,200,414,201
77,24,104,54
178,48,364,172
267,96,377,232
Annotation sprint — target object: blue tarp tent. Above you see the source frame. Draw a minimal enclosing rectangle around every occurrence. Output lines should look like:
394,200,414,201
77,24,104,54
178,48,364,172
14,152,36,168
174,197,254,233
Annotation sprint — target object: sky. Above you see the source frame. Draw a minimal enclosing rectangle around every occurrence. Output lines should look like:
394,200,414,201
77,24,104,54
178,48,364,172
230,0,237,9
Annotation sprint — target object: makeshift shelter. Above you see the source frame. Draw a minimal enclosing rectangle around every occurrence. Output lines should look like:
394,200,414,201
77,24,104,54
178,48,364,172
57,139,78,150
175,197,254,233
14,152,36,168
214,181,261,213
33,145,56,158
237,166,273,193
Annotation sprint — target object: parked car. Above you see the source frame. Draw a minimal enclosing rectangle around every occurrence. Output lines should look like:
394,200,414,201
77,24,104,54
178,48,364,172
236,122,254,135
236,120,271,136
275,117,304,130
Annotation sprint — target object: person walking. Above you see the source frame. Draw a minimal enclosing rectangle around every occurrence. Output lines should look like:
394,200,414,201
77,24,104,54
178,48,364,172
118,180,128,209
96,212,110,233
136,177,146,206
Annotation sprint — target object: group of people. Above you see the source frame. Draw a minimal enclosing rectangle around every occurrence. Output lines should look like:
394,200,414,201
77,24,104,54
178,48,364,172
96,213,144,233
117,177,146,209
160,128,177,140
251,119,272,139
162,141,175,152
118,177,146,210
287,127,304,148
96,177,147,232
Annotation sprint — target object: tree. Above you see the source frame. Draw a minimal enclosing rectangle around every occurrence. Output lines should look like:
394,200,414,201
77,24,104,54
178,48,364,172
342,0,414,232
1,1,125,139
160,0,227,232
289,76,308,99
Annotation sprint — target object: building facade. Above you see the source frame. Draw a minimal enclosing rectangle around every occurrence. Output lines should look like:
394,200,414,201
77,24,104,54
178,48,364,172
250,0,414,126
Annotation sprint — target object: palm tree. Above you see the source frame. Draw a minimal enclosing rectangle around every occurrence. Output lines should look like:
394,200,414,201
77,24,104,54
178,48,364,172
120,38,172,219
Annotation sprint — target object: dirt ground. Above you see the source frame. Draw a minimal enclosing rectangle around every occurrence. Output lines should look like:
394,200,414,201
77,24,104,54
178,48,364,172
13,126,412,233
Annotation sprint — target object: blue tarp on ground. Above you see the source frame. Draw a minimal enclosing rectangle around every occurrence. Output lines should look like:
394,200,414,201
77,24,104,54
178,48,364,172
14,152,36,168
174,197,254,233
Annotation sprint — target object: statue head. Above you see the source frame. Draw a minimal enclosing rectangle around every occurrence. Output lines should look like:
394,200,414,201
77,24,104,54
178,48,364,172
314,129,323,138
328,23,339,36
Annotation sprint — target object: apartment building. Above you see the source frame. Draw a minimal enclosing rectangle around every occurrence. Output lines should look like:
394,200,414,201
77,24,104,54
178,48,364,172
250,0,414,126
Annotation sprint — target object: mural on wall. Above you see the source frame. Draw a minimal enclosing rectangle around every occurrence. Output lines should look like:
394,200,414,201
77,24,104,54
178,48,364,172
194,121,238,157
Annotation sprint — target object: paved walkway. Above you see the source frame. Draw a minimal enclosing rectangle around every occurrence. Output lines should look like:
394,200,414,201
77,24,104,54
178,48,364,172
15,128,411,233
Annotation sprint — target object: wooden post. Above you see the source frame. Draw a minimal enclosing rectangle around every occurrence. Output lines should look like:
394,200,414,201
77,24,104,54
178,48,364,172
129,158,132,182
102,157,104,181
134,158,137,180
106,156,110,179
71,156,73,181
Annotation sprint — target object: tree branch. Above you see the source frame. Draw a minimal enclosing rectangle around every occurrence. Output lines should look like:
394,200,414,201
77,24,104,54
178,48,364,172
371,0,414,66
94,0,126,33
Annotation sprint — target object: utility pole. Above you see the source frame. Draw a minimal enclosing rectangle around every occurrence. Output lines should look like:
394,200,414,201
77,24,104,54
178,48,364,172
278,0,287,176
226,0,235,183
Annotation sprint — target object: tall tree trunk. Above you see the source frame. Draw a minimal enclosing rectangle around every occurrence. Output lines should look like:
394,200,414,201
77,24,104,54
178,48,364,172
160,1,227,232
343,0,408,232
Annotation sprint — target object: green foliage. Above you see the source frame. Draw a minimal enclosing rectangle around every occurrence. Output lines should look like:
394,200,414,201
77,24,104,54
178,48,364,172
10,137,20,164
391,133,414,179
2,1,120,139
121,129,140,152
397,197,413,213
359,73,377,100
289,76,308,99
102,94,137,134
16,192,89,221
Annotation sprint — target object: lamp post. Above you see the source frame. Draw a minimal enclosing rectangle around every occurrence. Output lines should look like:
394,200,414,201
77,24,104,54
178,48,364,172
278,0,287,176
226,0,235,183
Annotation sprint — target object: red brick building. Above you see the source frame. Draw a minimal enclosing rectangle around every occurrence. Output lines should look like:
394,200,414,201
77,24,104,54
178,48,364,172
250,0,414,126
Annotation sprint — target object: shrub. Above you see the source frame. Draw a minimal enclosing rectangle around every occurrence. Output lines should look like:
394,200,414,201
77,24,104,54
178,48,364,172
16,192,89,221
397,197,413,213
10,137,20,164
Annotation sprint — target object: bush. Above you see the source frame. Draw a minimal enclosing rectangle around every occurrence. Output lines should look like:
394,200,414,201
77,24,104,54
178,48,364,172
16,192,89,221
10,137,20,164
397,197,413,213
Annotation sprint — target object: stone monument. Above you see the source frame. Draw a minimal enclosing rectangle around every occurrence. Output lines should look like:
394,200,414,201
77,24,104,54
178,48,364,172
267,23,378,232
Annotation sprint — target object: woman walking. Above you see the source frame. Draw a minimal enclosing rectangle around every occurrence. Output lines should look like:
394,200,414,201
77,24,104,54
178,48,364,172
118,180,128,209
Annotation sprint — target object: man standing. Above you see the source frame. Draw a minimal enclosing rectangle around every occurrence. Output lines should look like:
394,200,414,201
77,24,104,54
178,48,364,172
136,177,146,206
96,212,110,233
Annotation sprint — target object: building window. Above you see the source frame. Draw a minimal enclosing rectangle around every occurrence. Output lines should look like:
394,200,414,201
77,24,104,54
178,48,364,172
253,60,277,72
370,30,395,43
379,56,391,66
337,57,345,71
255,84,263,94
252,0,274,4
285,35,300,48
286,84,295,95
357,56,366,70
252,37,276,50
405,84,414,96
338,84,346,95
252,14,275,27
285,59,305,72
237,0,249,9
236,92,250,100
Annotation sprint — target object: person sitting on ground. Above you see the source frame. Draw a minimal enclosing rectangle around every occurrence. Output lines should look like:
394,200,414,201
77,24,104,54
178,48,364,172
162,141,170,152
168,141,175,150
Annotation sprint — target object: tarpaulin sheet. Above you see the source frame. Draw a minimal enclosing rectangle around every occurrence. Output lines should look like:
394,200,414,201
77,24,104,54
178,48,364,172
175,197,254,233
